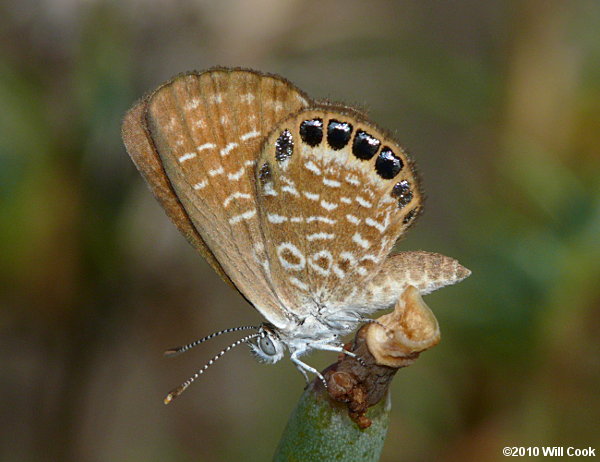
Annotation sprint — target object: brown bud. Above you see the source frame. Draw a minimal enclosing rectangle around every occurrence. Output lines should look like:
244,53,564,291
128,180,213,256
366,285,441,367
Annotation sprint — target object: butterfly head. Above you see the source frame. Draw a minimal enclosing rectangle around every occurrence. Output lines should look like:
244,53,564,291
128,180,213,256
251,323,286,364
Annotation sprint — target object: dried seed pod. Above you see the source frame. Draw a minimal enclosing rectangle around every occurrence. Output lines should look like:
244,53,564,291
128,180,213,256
366,285,441,367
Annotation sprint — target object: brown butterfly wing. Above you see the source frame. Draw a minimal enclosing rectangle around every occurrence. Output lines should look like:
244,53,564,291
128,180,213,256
122,96,237,290
122,68,310,327
255,107,423,315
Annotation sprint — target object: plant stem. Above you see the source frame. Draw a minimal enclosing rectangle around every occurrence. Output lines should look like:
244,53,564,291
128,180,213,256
273,286,444,461
272,380,391,462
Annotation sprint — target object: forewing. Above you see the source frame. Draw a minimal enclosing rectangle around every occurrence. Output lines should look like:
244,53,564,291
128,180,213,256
255,107,423,315
124,68,310,327
122,99,237,290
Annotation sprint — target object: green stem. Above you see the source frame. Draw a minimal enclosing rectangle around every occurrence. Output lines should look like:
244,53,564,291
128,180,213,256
273,382,391,462
272,288,442,462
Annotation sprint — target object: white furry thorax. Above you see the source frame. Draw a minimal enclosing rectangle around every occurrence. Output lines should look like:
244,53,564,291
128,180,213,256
274,313,354,358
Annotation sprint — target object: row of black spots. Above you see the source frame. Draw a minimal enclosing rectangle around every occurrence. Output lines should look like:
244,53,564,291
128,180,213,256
298,118,383,165
300,118,354,151
278,118,353,161
286,117,404,181
299,118,357,151
350,128,404,181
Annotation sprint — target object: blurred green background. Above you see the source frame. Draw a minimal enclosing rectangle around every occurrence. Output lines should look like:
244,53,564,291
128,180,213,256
1,1,599,461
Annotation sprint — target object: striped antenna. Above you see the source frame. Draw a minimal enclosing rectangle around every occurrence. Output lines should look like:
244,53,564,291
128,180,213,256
164,332,261,405
164,325,259,357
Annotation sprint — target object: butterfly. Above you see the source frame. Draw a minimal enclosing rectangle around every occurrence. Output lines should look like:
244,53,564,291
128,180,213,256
121,67,470,403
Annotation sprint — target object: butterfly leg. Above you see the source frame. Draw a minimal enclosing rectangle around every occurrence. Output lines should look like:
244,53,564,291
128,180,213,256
313,343,367,367
326,314,364,324
326,315,385,334
291,352,327,388
294,360,310,383
323,313,369,331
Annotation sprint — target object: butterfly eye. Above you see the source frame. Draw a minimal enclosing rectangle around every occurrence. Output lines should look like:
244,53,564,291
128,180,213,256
259,335,277,356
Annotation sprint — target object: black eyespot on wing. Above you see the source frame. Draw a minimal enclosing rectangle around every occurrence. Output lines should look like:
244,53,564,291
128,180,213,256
275,130,294,161
352,130,380,160
403,207,419,225
391,180,413,208
327,120,353,150
375,147,403,179
258,162,271,183
299,119,323,147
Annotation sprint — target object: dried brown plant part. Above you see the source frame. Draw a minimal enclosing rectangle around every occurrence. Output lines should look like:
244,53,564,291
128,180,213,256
366,285,441,367
321,285,441,428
